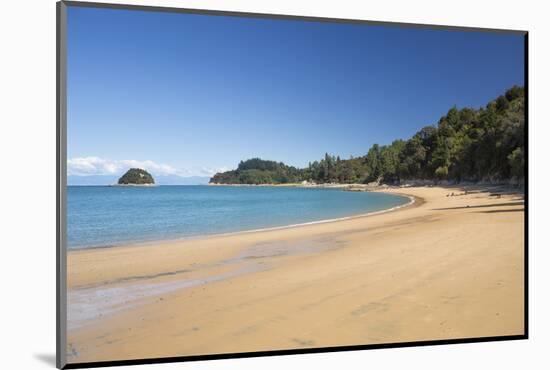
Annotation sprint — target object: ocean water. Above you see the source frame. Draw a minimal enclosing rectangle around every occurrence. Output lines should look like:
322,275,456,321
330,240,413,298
67,185,409,250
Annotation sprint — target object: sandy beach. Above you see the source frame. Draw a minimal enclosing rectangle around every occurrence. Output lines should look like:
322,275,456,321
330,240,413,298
66,185,525,363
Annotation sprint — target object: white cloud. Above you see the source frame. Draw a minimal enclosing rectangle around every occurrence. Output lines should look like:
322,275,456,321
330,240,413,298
67,157,227,178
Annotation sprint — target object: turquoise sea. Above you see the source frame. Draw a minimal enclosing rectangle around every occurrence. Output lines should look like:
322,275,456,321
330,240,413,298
67,185,409,250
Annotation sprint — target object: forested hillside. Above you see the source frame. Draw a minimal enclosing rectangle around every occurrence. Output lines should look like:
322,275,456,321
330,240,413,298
210,158,303,184
118,168,155,185
210,86,525,185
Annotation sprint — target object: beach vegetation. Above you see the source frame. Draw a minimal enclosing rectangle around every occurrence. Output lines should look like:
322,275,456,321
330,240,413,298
210,86,525,185
118,168,155,185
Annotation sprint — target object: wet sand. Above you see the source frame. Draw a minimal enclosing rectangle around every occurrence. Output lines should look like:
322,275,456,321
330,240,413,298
66,185,525,363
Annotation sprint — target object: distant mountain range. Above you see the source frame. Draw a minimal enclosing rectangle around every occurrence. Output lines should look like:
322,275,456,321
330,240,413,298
68,175,211,186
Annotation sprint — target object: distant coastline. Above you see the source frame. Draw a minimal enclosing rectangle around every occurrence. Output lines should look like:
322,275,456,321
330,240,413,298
108,183,157,187
207,182,391,192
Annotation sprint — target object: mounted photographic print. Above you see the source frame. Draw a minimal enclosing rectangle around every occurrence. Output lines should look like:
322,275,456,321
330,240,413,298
57,1,527,368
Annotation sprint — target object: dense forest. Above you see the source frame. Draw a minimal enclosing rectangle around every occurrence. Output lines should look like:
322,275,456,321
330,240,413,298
210,158,304,184
210,86,525,186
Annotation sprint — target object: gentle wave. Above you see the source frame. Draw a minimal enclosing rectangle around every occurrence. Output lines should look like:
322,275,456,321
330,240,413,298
67,186,411,249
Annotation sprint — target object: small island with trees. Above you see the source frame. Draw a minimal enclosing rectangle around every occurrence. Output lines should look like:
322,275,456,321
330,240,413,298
117,168,156,186
210,86,524,187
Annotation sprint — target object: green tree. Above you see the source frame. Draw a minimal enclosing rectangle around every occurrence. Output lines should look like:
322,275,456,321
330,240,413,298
210,86,524,186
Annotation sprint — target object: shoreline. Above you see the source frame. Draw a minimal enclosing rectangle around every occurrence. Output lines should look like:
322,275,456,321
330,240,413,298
66,185,525,363
68,190,416,252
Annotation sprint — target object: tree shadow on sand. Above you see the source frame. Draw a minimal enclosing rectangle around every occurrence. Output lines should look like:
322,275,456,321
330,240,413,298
433,201,524,211
477,209,524,214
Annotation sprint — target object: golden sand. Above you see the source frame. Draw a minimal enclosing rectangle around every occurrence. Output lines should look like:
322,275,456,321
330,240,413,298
66,186,525,363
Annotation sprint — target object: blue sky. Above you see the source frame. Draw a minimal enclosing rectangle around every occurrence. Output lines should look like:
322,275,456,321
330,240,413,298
67,6,524,182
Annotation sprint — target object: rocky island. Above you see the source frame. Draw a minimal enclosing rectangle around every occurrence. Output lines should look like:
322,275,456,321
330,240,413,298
117,168,155,186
